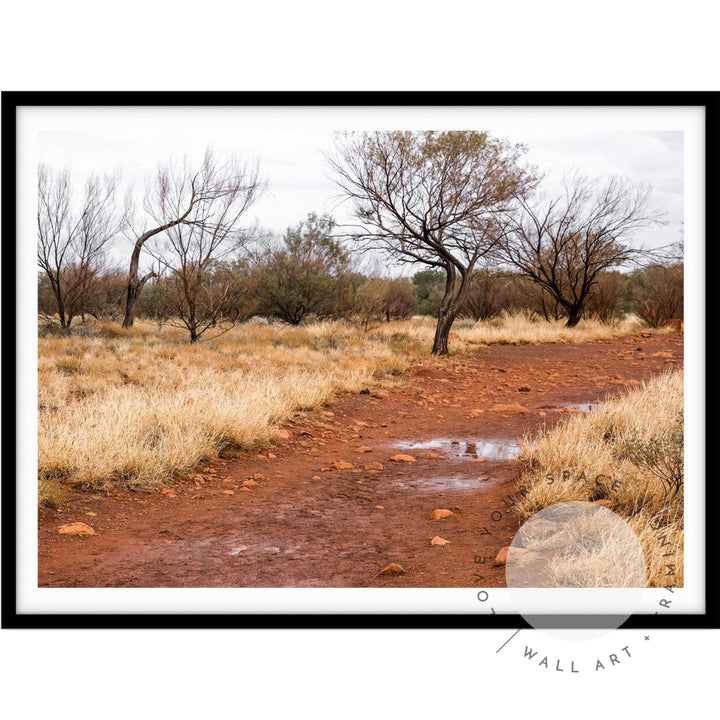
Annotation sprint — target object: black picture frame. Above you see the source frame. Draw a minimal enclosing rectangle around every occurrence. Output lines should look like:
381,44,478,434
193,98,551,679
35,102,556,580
2,91,716,630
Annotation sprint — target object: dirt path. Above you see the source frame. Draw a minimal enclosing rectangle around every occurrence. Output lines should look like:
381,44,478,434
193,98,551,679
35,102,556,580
38,333,683,588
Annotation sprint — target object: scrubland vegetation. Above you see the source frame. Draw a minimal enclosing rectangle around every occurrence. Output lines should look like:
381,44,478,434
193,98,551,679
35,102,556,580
38,312,662,506
38,319,411,505
515,371,684,587
37,131,685,590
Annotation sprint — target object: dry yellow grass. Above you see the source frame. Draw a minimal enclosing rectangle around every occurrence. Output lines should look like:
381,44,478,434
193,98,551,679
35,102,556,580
508,507,648,588
38,320,418,502
367,311,667,349
38,313,654,505
515,371,684,587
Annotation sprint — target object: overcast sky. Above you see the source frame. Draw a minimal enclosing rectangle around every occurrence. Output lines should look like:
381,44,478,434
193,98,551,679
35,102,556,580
34,107,684,275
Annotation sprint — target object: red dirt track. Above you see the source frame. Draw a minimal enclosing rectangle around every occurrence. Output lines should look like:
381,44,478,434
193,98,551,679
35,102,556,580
38,333,683,588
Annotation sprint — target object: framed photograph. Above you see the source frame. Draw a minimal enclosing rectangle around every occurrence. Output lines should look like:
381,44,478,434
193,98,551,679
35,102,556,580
2,91,715,629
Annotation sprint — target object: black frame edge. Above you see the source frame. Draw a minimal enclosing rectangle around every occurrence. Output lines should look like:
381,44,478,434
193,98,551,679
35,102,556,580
2,90,717,630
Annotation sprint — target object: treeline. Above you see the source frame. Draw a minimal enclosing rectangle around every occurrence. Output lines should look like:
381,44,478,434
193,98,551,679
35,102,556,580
38,209,683,335
412,263,683,328
37,135,683,349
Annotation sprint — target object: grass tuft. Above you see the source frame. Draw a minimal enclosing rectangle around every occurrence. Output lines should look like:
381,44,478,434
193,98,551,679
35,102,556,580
515,371,684,587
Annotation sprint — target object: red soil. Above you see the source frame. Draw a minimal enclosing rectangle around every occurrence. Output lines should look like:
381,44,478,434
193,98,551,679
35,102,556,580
38,333,683,588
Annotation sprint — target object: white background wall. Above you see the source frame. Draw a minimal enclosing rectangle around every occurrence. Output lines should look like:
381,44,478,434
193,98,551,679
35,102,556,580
1,2,716,718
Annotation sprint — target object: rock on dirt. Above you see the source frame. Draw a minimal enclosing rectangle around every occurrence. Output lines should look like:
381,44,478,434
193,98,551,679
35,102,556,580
355,446,372,453
425,451,446,460
430,536,450,546
391,454,417,463
490,403,529,414
58,522,95,536
379,562,405,576
494,546,527,566
430,509,455,520
364,461,384,470
332,460,354,470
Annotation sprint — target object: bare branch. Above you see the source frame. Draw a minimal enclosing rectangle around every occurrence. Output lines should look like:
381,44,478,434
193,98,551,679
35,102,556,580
496,173,666,327
326,131,537,354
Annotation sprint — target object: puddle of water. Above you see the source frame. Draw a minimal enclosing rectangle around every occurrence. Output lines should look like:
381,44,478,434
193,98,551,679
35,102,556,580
396,475,494,491
228,543,301,557
563,402,603,412
393,438,521,461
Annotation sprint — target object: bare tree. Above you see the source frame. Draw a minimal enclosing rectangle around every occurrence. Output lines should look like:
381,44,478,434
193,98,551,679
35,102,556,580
153,261,256,342
144,154,265,341
122,148,265,328
498,174,664,327
327,131,536,354
38,165,127,329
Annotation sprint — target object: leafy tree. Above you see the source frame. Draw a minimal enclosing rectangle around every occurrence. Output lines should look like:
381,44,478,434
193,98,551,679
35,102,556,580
412,269,445,316
254,213,350,325
384,278,418,320
584,271,627,323
351,277,388,329
136,277,173,327
351,276,418,328
460,269,502,321
628,263,683,328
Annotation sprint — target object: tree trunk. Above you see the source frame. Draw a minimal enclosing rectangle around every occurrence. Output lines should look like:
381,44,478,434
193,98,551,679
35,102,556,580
123,214,190,327
123,263,157,328
432,307,455,355
122,239,145,328
123,276,143,328
565,307,582,327
431,265,473,356
48,277,69,330
57,301,68,330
